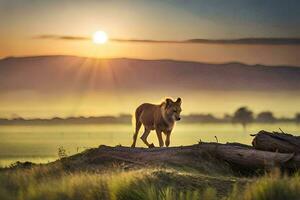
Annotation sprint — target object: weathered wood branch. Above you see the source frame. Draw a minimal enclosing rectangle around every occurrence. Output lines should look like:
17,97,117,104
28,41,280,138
251,130,300,153
199,142,300,170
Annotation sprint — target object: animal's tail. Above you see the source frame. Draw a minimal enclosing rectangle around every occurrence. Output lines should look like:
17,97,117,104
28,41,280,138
131,106,142,148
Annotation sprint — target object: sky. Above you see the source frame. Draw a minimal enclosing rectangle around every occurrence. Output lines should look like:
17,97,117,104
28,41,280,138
1,0,300,66
0,0,300,118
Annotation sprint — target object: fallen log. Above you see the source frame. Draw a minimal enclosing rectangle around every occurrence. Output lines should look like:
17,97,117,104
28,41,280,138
199,142,300,170
251,130,300,153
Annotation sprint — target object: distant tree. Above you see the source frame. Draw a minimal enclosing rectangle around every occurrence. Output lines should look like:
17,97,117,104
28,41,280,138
256,111,276,123
223,113,232,122
296,113,300,123
232,107,254,128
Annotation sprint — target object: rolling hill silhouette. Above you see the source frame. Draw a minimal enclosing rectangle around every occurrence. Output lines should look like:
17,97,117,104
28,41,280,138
0,55,299,92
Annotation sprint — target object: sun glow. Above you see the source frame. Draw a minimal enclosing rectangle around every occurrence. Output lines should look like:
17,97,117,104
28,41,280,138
92,31,108,44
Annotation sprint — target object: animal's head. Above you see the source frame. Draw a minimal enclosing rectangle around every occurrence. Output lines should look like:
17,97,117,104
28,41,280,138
164,97,182,122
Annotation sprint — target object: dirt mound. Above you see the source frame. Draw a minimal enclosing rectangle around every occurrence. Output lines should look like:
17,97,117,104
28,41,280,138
56,144,232,175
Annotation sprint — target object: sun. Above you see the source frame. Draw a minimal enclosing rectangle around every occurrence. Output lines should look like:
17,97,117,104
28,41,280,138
92,31,108,44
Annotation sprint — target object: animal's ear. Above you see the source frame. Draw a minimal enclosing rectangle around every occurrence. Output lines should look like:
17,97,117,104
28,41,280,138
176,97,182,105
165,98,173,108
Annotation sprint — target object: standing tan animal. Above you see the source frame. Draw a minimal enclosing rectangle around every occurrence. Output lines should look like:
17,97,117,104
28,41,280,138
131,98,182,148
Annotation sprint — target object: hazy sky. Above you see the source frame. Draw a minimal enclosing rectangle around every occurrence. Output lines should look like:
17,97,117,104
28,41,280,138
0,0,300,118
1,0,300,66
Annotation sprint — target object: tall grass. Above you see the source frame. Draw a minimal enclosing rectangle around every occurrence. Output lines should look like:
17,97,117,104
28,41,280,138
0,166,218,200
240,170,300,200
1,166,300,200
225,169,300,200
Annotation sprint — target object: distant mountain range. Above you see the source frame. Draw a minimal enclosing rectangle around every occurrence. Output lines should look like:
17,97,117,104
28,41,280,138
0,55,300,92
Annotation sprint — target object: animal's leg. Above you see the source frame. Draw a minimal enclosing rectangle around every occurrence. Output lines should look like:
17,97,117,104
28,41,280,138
165,132,171,147
140,128,152,147
156,130,164,147
131,120,142,148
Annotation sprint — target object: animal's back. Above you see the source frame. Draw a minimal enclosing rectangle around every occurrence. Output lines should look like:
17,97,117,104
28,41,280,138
136,103,160,128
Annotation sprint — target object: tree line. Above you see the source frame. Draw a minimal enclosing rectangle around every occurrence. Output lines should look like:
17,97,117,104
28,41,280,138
0,107,299,126
182,107,300,127
227,107,299,128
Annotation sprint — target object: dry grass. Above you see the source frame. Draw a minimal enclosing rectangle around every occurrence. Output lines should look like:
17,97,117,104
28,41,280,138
1,162,300,200
0,166,221,200
238,170,300,200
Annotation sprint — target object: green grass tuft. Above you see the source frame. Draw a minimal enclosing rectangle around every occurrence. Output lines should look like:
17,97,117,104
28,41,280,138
240,170,300,200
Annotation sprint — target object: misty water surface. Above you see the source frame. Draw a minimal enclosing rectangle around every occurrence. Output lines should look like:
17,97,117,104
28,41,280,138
0,123,299,166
